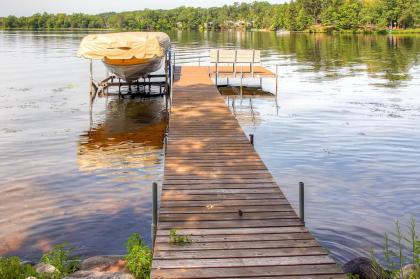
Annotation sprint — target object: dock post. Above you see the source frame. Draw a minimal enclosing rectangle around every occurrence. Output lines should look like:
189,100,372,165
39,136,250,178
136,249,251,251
215,50,220,87
299,182,305,224
275,65,279,97
173,51,176,68
249,134,254,146
240,66,243,98
233,50,237,77
152,182,158,248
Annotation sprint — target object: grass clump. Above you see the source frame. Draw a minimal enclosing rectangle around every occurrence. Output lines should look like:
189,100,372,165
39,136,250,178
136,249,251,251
169,229,192,246
124,233,152,279
0,256,38,279
40,242,79,277
0,242,80,279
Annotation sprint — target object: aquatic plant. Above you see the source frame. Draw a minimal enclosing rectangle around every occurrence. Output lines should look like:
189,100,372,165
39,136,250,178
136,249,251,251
124,233,152,279
40,242,80,277
169,229,192,245
0,256,38,279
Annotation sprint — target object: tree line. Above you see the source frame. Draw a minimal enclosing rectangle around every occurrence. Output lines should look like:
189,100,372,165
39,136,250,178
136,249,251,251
0,0,419,31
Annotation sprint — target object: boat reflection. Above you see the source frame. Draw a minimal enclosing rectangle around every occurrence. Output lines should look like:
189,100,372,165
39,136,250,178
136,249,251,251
78,98,167,172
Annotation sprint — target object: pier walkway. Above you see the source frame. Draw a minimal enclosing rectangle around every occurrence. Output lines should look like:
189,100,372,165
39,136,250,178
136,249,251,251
151,66,345,279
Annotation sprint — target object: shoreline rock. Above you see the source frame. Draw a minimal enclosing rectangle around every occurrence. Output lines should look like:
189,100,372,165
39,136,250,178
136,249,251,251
64,255,133,279
343,257,385,279
395,264,419,279
34,263,58,274
64,270,134,279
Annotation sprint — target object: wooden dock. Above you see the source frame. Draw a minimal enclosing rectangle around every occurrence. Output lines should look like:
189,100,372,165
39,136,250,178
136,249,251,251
151,66,345,279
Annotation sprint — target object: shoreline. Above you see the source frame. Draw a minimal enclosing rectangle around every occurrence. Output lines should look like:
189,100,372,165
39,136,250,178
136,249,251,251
1,27,420,34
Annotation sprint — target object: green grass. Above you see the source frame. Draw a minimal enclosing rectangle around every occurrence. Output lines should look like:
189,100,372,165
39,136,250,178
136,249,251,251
40,242,80,277
370,216,419,279
124,233,152,279
0,256,38,279
0,242,80,279
387,28,420,34
303,25,420,34
169,229,192,246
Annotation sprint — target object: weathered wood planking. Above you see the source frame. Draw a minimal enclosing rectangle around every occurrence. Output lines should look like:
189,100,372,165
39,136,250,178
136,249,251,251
151,66,344,279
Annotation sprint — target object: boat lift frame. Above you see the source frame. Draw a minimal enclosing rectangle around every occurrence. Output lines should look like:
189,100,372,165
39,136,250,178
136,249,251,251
88,49,173,105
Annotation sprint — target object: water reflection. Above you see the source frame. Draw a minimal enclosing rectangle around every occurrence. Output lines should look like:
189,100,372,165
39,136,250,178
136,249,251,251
0,30,419,263
170,31,419,86
78,98,166,173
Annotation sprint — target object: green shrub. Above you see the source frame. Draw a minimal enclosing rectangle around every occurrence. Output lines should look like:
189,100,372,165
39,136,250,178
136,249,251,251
124,233,152,279
169,229,192,245
0,256,38,279
40,242,79,277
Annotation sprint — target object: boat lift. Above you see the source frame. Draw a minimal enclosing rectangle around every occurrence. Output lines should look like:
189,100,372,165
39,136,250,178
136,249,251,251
88,49,173,104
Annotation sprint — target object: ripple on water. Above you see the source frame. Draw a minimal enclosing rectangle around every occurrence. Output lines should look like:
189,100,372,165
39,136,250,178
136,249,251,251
0,30,419,264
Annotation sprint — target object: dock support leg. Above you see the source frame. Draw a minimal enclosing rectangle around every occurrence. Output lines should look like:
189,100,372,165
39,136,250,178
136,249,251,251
152,182,158,248
148,77,151,95
165,53,169,96
89,59,93,82
299,182,305,224
118,78,122,98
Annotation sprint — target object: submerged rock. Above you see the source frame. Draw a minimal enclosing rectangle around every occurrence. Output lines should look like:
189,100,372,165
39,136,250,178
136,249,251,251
34,263,58,274
64,270,134,279
343,257,384,279
395,264,419,279
65,255,132,279
80,255,123,271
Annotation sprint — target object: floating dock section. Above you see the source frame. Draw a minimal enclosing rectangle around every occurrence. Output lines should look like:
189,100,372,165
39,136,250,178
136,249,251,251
151,66,345,278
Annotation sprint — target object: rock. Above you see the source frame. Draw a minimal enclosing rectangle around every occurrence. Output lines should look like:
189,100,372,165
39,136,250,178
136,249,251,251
395,264,419,279
80,256,122,271
343,257,384,279
34,263,58,274
64,270,135,279
25,277,37,279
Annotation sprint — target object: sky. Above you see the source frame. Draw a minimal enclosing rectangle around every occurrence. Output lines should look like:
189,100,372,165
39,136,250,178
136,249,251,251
0,0,288,17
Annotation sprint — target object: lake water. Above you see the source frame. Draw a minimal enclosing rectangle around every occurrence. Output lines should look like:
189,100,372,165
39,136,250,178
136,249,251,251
0,30,419,264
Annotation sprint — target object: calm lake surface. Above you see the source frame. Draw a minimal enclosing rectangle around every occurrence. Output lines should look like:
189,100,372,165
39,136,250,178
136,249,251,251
0,30,419,263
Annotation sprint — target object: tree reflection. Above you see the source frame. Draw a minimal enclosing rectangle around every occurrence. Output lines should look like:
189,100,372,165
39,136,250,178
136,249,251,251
169,31,419,85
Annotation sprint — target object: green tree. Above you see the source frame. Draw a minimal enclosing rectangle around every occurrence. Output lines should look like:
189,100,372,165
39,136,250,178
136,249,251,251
336,0,362,29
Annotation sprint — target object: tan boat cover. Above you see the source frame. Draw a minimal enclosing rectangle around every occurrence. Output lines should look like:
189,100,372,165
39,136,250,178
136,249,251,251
77,32,170,60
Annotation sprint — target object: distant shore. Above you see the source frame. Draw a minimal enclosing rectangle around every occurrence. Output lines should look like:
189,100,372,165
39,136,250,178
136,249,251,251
1,27,420,34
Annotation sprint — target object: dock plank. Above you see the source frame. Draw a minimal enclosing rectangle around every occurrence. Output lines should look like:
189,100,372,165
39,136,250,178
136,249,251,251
151,66,344,278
